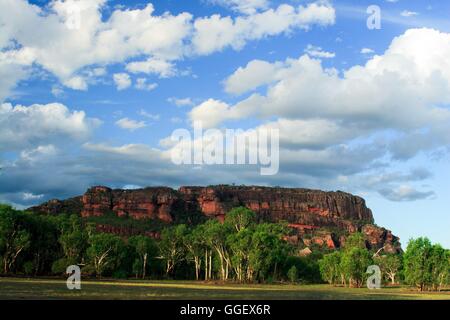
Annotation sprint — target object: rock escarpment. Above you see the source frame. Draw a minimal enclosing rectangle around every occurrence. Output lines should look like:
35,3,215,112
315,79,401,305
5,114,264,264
30,185,401,253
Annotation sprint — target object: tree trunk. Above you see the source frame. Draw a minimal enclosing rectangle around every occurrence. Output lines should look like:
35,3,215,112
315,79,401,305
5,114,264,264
204,250,208,281
142,254,147,279
209,253,212,279
3,257,7,274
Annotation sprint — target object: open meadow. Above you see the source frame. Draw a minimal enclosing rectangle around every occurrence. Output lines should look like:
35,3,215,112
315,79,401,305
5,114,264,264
0,278,449,300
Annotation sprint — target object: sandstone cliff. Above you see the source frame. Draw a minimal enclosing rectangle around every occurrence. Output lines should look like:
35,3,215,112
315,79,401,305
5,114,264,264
30,185,401,253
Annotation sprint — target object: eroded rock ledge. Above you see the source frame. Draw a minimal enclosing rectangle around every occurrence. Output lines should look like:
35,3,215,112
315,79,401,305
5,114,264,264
30,185,401,253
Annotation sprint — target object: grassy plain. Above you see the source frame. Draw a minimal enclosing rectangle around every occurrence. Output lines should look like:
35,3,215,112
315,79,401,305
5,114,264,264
1,278,449,300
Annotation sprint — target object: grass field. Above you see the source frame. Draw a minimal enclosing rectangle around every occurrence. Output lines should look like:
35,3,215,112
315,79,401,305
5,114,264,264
1,278,449,300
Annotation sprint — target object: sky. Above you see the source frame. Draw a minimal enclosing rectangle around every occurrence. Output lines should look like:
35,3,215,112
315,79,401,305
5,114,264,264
0,0,449,248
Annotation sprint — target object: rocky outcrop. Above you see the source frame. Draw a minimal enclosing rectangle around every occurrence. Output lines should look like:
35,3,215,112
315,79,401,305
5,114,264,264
80,186,180,223
30,185,401,253
180,186,373,229
362,224,400,254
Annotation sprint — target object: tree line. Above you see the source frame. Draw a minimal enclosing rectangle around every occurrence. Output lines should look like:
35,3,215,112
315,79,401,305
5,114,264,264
1,204,449,290
0,205,301,282
319,233,450,291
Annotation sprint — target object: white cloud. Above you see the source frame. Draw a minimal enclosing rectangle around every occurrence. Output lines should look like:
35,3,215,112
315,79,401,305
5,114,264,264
304,44,335,58
379,185,434,202
401,10,419,17
126,58,177,78
189,27,450,194
135,78,158,91
224,59,282,95
113,73,131,91
63,76,88,91
167,97,195,107
51,85,64,97
0,102,100,151
360,48,375,54
0,1,192,92
138,109,160,121
20,145,58,163
195,29,450,138
0,48,35,100
192,2,335,55
0,0,336,96
189,99,243,128
209,0,269,15
115,117,146,131
257,118,362,150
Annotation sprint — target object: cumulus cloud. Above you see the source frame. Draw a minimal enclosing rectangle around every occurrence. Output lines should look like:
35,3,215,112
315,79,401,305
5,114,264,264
304,44,335,58
192,2,335,55
2,5,447,206
0,48,35,101
224,59,282,95
113,73,132,91
208,0,269,15
115,118,147,131
0,102,100,151
257,118,363,150
187,28,450,201
135,78,158,91
0,0,191,93
0,0,335,96
194,29,450,139
360,48,375,54
189,99,243,128
379,185,434,201
126,58,177,78
63,76,88,91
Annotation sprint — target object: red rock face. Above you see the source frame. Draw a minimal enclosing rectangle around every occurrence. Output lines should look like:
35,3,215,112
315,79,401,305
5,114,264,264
179,186,374,232
30,185,401,253
362,224,400,254
80,186,180,223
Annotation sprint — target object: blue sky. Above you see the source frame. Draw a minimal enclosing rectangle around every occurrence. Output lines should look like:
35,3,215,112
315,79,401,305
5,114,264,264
1,0,449,248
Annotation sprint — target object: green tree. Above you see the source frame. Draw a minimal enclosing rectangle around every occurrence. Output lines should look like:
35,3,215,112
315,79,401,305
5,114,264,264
319,251,342,285
204,219,232,280
22,214,60,275
248,223,290,282
184,225,207,280
158,224,188,277
340,247,372,288
0,205,31,274
374,254,402,285
227,227,253,282
59,215,88,263
287,265,298,283
403,237,433,291
344,232,366,250
224,207,256,232
128,235,157,279
429,244,449,291
86,233,126,277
